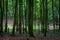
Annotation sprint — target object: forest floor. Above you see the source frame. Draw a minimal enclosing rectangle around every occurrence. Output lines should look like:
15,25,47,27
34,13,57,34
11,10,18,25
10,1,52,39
0,35,60,40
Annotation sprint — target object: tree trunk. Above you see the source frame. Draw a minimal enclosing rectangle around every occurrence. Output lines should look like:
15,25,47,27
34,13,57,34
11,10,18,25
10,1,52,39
12,0,16,35
52,0,55,32
28,0,34,37
41,0,45,34
44,0,48,37
59,0,60,31
5,0,8,33
19,0,23,34
14,0,18,33
40,0,43,33
0,0,3,35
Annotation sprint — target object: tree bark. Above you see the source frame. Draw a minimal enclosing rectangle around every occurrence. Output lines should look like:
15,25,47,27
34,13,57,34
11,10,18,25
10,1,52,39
5,0,8,33
12,0,16,35
0,0,3,35
19,0,23,34
59,0,60,31
52,0,55,32
28,0,34,37
44,0,48,37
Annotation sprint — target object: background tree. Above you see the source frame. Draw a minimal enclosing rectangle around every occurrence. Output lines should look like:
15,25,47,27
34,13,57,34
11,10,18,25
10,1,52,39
44,0,48,36
0,0,4,35
12,0,16,35
24,0,29,34
41,0,45,34
52,0,55,32
59,0,60,31
19,0,23,34
28,0,34,37
5,0,8,33
16,0,19,33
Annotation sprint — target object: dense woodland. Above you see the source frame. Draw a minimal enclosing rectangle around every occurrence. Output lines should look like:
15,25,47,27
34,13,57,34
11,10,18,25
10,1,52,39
0,0,60,37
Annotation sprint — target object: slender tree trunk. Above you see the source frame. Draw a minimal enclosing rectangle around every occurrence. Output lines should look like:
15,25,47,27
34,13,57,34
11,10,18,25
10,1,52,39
15,0,18,33
12,0,18,35
52,0,55,32
5,0,8,33
59,0,60,31
24,0,27,34
24,0,28,34
21,1,24,34
0,0,2,35
28,0,34,37
40,0,43,33
42,0,46,36
12,0,16,35
0,0,3,35
19,0,23,34
41,0,45,34
12,21,15,35
44,0,48,36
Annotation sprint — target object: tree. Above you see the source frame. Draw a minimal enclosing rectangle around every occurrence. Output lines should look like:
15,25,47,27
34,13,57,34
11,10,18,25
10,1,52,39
44,0,48,36
5,0,8,33
12,0,16,35
52,0,55,32
0,0,4,35
19,0,23,34
40,0,45,34
12,0,19,35
16,0,19,33
59,0,60,31
28,0,34,37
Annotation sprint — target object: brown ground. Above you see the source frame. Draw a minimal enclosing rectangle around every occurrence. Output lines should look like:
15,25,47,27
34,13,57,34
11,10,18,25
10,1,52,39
0,35,60,40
